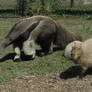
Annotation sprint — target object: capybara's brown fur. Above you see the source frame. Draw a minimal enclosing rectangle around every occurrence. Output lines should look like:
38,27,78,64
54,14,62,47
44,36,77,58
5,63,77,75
64,39,92,78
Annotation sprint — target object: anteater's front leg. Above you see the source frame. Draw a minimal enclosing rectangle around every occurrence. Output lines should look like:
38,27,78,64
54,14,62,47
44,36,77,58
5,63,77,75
13,42,22,62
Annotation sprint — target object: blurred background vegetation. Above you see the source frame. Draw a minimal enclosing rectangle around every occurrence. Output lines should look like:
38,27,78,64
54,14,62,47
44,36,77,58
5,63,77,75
26,0,92,16
0,0,92,17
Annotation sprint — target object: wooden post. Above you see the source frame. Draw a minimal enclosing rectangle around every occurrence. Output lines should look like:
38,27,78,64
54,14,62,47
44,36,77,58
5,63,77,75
40,0,45,6
70,0,74,8
21,0,27,16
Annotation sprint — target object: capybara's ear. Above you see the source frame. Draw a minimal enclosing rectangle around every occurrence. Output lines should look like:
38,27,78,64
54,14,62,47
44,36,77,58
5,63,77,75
74,42,76,46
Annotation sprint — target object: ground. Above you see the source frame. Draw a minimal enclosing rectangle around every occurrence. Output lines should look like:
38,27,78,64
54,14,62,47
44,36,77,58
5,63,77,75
0,71,92,92
0,16,92,92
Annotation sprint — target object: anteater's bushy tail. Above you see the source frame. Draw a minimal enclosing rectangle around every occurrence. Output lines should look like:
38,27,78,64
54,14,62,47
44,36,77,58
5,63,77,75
54,23,83,49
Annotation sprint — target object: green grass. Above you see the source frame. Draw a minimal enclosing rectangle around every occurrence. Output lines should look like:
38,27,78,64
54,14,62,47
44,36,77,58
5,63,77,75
0,6,16,10
0,0,17,10
0,16,92,83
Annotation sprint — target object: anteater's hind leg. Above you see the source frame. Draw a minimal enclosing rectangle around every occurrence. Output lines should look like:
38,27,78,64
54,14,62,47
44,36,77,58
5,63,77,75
39,40,53,56
43,42,53,54
13,41,23,61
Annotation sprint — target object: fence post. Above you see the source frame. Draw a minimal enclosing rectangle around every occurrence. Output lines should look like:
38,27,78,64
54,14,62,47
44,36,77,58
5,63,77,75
70,0,74,8
40,0,45,6
21,0,27,16
18,0,27,16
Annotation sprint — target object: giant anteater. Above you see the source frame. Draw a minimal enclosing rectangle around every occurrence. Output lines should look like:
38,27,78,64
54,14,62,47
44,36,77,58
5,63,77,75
0,16,82,61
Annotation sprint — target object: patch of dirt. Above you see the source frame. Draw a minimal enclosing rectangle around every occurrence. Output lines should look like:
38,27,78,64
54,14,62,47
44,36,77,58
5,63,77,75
0,66,92,92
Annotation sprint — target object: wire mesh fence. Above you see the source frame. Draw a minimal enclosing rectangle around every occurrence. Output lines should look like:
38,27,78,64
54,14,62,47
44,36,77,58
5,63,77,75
0,0,92,38
0,0,27,18
30,0,92,15
60,0,92,8
0,0,92,17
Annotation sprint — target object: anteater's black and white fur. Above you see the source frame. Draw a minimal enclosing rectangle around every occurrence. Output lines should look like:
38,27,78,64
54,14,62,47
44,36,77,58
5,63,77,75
0,16,82,61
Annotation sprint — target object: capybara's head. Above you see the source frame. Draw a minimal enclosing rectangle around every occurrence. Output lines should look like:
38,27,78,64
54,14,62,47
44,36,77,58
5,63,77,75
64,41,82,60
71,41,82,61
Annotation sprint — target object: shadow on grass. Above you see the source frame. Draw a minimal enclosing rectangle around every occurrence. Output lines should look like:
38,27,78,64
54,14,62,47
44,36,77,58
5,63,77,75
60,66,81,79
36,47,62,57
0,47,62,62
0,52,34,62
0,53,15,62
60,66,92,79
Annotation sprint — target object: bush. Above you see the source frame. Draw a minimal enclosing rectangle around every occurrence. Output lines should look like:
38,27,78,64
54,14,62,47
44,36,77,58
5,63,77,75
26,2,34,16
50,0,62,12
26,5,34,16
